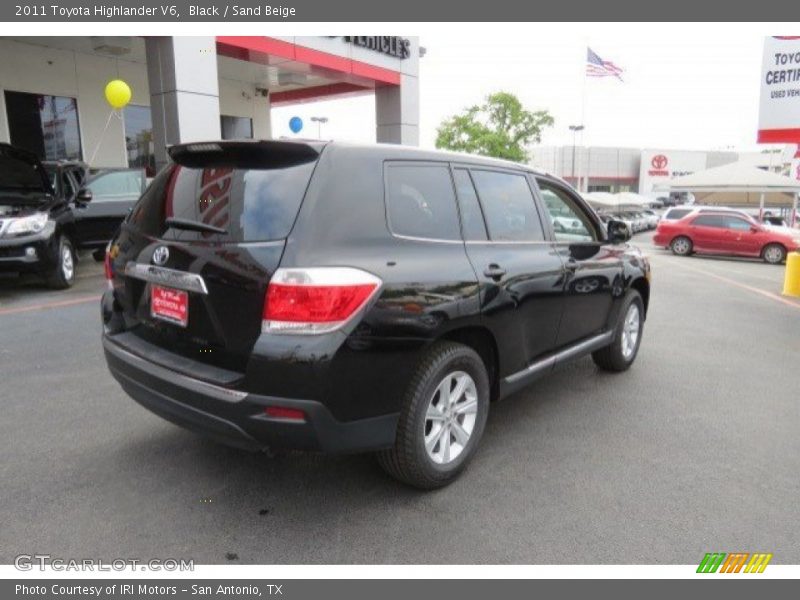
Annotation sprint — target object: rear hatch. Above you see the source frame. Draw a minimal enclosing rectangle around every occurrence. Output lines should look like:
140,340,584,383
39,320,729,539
109,141,322,374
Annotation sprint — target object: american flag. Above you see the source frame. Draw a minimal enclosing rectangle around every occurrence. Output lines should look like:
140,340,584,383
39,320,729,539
586,47,624,81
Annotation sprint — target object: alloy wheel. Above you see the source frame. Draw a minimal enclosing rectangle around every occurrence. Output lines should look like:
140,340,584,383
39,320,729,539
62,245,74,281
424,371,478,465
620,303,640,359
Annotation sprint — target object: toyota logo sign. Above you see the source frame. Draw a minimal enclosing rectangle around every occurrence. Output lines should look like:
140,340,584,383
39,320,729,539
651,154,668,169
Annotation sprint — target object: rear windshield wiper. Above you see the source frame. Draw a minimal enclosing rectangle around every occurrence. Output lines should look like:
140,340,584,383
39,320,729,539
165,217,227,235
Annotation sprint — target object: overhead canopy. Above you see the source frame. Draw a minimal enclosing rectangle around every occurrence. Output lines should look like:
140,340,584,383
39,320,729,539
583,192,651,211
663,162,800,208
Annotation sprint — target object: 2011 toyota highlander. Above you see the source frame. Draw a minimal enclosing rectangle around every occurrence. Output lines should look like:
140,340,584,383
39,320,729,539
101,140,651,488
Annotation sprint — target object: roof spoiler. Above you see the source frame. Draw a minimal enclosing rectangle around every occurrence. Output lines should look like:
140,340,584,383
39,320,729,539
168,140,322,169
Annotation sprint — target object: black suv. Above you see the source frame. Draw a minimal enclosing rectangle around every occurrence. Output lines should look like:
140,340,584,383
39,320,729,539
101,140,650,488
0,144,145,288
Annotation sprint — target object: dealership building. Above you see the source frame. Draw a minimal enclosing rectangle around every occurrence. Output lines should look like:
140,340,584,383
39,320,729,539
530,145,792,197
0,36,420,174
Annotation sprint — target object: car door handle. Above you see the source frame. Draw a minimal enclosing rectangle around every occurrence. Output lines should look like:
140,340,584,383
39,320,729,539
483,264,506,280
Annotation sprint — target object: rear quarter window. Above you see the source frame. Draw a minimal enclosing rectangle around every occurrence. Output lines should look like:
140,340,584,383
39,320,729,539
665,208,692,220
385,163,461,241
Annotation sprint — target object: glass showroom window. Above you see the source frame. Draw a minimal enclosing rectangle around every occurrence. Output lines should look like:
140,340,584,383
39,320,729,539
123,105,156,177
4,90,82,161
221,115,253,140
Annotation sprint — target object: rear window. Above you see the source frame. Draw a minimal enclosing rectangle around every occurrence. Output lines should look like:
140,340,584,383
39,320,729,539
127,161,316,242
385,163,461,241
664,208,692,220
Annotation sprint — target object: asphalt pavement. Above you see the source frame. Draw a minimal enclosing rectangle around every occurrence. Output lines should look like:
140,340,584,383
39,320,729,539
1,236,798,564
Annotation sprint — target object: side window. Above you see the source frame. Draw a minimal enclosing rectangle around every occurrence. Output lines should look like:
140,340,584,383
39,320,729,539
385,163,461,241
724,217,752,231
470,170,544,242
453,169,488,241
536,180,597,242
692,215,725,228
87,171,144,199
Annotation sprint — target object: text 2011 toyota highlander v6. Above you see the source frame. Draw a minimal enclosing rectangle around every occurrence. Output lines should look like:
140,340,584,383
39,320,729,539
101,140,651,489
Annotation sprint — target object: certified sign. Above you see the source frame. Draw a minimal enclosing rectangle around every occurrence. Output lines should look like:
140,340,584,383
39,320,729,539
758,36,800,143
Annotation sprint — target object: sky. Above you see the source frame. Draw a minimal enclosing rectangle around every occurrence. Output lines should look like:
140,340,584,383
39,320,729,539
272,26,775,157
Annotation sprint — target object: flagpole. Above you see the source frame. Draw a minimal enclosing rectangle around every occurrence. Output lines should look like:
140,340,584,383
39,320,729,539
580,43,589,193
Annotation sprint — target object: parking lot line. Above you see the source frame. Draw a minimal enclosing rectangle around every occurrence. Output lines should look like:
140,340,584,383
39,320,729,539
672,262,800,310
0,294,101,316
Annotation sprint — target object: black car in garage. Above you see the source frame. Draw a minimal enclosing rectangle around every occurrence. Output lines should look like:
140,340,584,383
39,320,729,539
0,143,145,288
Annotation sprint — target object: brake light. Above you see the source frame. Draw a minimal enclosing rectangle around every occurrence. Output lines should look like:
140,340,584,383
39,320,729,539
264,406,306,422
263,267,381,334
104,250,114,289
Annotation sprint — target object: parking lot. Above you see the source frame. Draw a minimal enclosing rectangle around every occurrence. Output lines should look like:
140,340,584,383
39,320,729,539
1,234,799,565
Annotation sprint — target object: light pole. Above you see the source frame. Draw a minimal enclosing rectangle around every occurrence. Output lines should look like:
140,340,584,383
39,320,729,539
310,116,329,139
569,124,585,190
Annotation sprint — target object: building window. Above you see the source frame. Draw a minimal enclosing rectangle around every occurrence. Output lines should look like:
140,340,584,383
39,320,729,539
220,115,253,140
4,90,82,161
123,105,155,177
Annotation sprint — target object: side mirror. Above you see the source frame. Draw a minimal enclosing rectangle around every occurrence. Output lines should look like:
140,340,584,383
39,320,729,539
750,225,761,233
76,187,93,204
607,219,631,243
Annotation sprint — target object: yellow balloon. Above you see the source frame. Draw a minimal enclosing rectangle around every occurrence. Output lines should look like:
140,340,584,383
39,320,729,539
104,79,131,109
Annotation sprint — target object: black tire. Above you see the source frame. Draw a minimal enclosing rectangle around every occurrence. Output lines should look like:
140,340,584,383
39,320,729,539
761,243,786,265
377,341,490,489
46,236,76,289
592,290,644,372
670,235,693,256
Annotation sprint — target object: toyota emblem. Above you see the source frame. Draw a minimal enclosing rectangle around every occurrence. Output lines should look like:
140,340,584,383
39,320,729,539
651,154,668,169
152,246,170,266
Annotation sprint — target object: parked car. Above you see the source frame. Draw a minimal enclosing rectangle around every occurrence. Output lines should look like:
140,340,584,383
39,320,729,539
101,140,651,489
654,210,800,264
0,143,146,288
641,209,660,229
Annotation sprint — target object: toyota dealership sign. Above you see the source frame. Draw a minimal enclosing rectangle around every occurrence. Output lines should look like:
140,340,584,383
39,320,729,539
638,150,708,195
758,36,800,143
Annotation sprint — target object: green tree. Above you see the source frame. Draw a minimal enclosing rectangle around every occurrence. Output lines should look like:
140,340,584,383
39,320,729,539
435,92,554,163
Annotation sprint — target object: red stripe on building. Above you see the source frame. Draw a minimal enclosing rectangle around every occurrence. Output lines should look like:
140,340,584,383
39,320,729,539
216,36,401,87
757,128,800,143
271,83,373,106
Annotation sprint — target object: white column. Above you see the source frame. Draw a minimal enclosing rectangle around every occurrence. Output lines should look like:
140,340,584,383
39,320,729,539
375,73,419,146
145,37,221,169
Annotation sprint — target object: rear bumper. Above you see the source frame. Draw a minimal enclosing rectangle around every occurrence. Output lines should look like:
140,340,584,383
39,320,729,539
103,333,398,454
652,232,669,247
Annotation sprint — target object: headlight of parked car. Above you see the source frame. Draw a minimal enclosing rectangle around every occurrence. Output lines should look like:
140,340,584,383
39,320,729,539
6,212,50,236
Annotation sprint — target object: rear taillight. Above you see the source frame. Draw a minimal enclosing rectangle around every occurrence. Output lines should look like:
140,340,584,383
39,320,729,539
263,267,381,335
104,250,114,289
264,406,306,422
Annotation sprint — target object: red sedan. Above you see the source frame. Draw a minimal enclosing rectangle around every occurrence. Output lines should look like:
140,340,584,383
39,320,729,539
653,211,800,264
